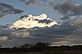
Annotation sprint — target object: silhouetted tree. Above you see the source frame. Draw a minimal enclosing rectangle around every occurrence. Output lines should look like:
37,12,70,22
34,42,50,48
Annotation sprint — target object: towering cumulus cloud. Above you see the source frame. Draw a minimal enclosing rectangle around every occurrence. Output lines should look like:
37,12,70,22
10,13,57,29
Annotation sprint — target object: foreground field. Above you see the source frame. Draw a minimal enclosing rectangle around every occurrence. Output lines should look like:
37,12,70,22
0,45,82,54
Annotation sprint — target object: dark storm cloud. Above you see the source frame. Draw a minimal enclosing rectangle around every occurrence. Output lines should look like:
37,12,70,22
54,2,82,16
55,3,73,14
71,5,82,15
31,23,75,37
0,3,23,17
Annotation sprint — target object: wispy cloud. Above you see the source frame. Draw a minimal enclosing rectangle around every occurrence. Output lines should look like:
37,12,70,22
19,0,57,8
0,3,23,18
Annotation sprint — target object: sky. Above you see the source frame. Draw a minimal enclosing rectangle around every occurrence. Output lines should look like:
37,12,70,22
0,0,81,25
0,0,59,25
0,0,82,25
0,0,82,47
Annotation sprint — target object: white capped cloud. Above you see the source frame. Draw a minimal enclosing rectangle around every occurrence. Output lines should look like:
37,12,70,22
10,13,57,29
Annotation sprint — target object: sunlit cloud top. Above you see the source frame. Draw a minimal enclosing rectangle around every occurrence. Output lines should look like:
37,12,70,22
10,13,57,29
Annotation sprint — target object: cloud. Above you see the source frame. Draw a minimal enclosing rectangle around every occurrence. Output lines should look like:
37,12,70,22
54,1,82,16
19,0,44,7
0,27,12,36
1,14,82,47
70,16,82,26
10,13,57,29
21,0,36,5
55,2,73,14
31,16,82,46
71,5,82,15
0,3,23,18
19,0,63,7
